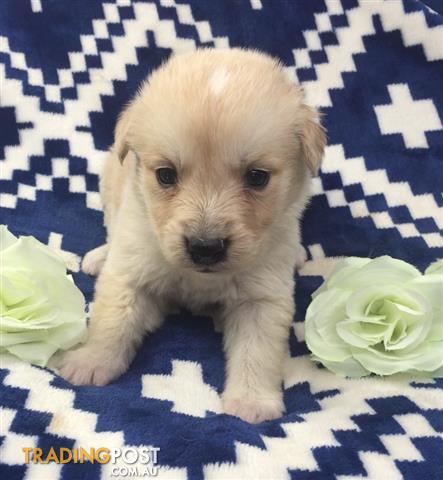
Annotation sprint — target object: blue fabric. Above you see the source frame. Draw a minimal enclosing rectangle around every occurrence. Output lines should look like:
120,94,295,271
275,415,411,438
1,1,442,478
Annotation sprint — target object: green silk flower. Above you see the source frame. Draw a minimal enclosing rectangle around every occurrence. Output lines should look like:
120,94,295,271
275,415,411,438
305,256,443,377
0,225,87,366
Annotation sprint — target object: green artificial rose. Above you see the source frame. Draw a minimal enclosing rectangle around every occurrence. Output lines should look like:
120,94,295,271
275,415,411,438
305,256,443,377
0,225,87,366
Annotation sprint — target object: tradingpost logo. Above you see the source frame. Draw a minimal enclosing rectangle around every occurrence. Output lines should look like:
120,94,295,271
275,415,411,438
23,446,160,477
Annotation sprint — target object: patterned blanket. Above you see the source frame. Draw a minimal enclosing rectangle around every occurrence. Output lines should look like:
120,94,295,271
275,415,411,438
1,0,442,479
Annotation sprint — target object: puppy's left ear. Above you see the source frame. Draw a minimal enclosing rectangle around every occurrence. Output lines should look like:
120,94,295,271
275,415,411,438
113,104,133,163
299,105,326,176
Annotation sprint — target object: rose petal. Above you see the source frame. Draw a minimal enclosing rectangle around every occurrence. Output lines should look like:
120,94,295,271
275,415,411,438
386,316,407,346
1,342,59,367
305,289,353,362
428,320,443,342
352,342,443,376
425,260,443,276
427,364,443,377
312,355,370,378
408,274,443,341
0,225,87,367
336,319,387,348
0,275,35,309
0,329,52,346
328,256,421,291
343,285,432,352
0,225,18,251
306,255,442,378
312,257,371,298
1,237,66,278
45,318,88,349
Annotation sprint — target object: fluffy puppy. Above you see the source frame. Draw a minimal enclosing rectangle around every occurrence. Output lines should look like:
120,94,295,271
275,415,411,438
57,48,325,423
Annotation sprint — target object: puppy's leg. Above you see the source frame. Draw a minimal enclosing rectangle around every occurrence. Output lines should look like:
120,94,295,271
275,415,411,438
82,244,109,276
56,267,163,386
295,244,307,270
222,298,293,423
81,147,125,277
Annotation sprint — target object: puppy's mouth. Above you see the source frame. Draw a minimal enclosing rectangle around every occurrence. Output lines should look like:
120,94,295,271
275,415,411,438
196,266,219,274
190,260,230,274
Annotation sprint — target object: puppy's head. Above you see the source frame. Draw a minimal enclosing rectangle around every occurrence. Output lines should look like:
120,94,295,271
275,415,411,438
116,49,325,273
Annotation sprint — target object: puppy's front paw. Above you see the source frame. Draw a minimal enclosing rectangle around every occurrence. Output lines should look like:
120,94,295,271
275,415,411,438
82,244,108,276
52,346,127,386
223,394,284,423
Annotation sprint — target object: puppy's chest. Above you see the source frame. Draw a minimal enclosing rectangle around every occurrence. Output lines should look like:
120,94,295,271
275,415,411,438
153,271,237,314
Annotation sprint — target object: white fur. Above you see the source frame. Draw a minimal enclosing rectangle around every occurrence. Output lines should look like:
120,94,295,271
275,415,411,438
82,244,109,276
55,49,325,424
209,67,230,96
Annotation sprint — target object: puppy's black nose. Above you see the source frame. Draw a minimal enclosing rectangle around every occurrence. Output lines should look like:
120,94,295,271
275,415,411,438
185,237,228,265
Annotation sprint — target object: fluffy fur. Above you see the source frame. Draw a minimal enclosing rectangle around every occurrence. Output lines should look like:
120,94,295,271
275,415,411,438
56,49,326,423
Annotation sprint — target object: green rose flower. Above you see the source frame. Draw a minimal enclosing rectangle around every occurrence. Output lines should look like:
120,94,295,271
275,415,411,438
305,256,443,377
1,225,87,366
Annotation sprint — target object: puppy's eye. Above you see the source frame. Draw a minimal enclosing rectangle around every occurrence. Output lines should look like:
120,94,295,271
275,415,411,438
156,167,177,186
245,169,270,189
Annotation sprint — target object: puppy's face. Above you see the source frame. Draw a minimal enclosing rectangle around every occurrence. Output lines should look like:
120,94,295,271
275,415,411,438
117,50,325,273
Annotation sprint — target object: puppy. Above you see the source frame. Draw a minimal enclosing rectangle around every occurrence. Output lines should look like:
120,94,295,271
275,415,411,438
57,49,325,423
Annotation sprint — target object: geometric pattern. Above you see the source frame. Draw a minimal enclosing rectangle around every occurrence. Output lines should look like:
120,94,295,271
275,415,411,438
374,84,442,149
1,1,442,479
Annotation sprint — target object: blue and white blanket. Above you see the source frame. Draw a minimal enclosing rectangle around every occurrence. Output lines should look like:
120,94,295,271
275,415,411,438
1,1,442,478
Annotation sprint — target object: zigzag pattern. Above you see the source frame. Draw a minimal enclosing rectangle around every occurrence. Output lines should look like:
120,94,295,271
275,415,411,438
1,0,442,478
314,144,443,248
0,1,228,106
203,356,443,479
0,356,187,479
301,0,443,107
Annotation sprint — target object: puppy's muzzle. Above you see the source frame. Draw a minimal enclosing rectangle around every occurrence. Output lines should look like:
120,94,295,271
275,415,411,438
185,237,228,266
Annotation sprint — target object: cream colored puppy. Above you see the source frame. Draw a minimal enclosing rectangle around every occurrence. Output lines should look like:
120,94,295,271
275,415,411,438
57,49,325,423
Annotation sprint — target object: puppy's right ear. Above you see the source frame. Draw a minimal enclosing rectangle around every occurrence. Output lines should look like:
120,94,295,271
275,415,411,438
299,104,326,176
113,105,132,163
